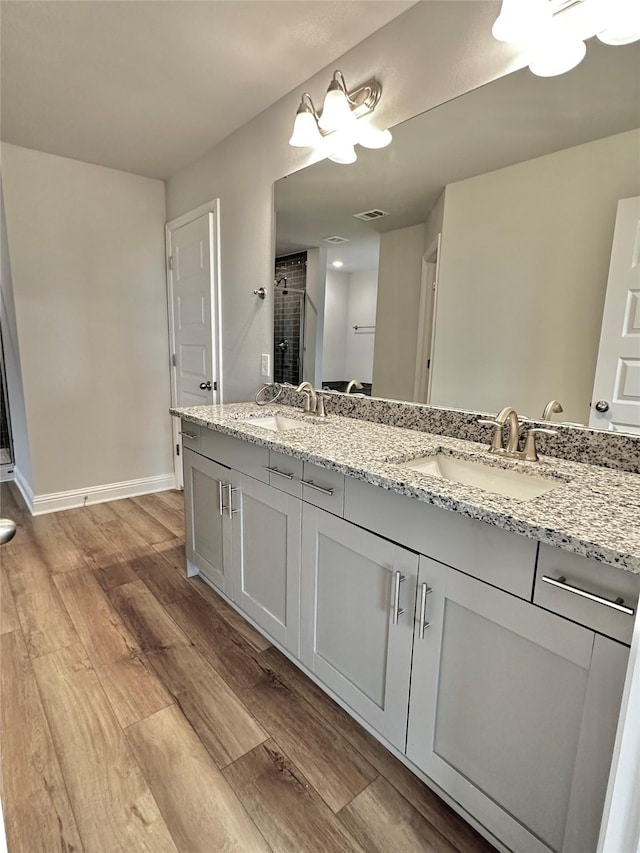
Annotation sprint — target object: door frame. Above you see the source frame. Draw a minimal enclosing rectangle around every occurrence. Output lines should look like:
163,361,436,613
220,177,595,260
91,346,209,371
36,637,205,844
413,234,441,404
166,199,222,488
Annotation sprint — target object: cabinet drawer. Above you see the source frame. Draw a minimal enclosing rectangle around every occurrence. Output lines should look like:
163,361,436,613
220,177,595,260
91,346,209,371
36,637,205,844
344,478,536,599
534,545,639,645
267,451,303,498
200,429,269,483
179,420,201,453
301,463,344,516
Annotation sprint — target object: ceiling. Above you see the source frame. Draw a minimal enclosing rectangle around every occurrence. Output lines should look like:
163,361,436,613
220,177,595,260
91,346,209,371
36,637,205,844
0,0,416,179
275,38,640,262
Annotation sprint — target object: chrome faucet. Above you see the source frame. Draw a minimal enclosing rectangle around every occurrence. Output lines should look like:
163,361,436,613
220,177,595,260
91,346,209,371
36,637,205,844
345,379,363,394
479,406,557,461
542,400,564,420
296,381,326,417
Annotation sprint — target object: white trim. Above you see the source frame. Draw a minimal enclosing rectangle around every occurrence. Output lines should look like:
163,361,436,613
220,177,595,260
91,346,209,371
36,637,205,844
31,473,176,516
165,199,222,490
13,466,34,513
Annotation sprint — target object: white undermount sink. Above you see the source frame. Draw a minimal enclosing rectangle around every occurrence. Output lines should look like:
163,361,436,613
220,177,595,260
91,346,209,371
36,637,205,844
242,414,311,433
400,453,562,501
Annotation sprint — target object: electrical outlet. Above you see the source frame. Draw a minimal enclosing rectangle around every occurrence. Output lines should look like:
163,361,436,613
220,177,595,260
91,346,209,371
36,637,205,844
261,353,270,377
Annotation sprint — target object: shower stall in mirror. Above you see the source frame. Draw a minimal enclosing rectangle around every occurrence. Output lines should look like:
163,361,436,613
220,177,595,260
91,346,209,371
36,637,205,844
273,252,306,385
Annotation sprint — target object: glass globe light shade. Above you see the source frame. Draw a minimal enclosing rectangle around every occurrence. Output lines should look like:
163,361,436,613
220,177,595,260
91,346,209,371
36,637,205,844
528,35,586,77
597,0,640,44
319,84,357,133
289,105,322,147
492,0,552,43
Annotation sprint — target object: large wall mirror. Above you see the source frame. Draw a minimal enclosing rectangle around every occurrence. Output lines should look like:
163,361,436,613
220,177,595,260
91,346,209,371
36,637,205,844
274,39,640,432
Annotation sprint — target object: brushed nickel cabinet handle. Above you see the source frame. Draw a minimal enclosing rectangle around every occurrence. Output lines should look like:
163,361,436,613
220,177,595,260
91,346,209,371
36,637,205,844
265,466,295,481
392,570,406,625
179,431,198,439
301,479,334,496
418,582,432,639
542,576,634,615
218,480,224,517
225,483,240,519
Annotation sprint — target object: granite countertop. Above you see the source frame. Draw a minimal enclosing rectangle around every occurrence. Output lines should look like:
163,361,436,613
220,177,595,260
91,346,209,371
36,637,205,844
172,402,640,574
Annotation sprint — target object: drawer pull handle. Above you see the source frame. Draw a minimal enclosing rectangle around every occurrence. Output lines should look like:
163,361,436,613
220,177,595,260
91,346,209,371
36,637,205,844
265,466,295,481
418,582,432,640
541,576,635,615
301,479,334,496
225,483,240,519
218,480,224,518
392,571,406,625
179,431,198,440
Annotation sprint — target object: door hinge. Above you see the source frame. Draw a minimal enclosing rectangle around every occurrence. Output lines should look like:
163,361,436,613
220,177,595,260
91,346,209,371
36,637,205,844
214,380,218,391
171,353,176,367
168,255,174,271
427,358,431,369
176,443,180,456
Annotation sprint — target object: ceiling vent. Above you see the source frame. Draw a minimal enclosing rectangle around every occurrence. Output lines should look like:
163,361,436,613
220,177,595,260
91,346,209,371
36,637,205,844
353,209,390,221
323,235,350,245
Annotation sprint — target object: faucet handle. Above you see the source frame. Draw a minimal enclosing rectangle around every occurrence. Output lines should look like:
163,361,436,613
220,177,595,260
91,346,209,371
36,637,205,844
478,418,501,428
315,393,327,418
524,427,558,462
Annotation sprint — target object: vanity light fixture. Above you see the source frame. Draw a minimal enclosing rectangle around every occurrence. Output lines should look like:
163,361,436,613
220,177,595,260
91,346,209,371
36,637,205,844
492,0,639,77
289,69,392,164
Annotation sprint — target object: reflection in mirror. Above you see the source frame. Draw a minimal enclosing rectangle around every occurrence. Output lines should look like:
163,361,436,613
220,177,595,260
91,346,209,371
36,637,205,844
274,39,640,432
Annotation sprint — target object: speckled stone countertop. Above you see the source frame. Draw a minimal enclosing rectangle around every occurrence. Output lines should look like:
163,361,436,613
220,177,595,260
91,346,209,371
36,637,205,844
172,402,640,574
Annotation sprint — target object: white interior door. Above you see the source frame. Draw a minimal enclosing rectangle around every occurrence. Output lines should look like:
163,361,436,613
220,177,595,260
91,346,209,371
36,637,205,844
590,197,640,433
167,202,221,487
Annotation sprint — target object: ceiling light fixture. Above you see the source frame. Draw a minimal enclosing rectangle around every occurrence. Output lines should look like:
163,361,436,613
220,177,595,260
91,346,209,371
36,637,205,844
332,260,344,268
491,0,639,77
288,69,391,164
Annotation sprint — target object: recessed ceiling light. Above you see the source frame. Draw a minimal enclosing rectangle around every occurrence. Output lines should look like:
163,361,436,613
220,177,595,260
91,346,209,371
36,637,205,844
332,260,344,268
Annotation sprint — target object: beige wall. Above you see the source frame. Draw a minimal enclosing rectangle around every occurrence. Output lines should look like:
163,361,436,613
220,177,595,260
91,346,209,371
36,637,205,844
166,1,524,403
430,130,640,423
1,144,171,498
372,223,425,400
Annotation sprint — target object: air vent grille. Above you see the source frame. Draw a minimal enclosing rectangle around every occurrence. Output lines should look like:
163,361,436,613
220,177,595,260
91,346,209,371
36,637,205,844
353,209,390,221
323,235,350,245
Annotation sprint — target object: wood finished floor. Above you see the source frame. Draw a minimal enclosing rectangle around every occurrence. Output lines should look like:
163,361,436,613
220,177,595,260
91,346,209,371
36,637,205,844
0,482,495,853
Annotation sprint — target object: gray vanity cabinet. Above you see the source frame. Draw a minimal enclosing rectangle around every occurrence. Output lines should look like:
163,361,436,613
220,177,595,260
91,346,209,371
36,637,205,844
232,474,301,656
407,556,629,853
183,447,233,596
300,505,418,750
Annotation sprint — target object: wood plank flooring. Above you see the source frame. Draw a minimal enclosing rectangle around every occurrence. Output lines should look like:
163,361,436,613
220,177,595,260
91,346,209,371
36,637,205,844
0,483,495,852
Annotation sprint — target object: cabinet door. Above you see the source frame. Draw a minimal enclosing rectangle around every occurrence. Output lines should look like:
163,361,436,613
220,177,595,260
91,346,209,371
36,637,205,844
407,557,628,853
183,448,232,596
232,474,301,655
300,505,418,750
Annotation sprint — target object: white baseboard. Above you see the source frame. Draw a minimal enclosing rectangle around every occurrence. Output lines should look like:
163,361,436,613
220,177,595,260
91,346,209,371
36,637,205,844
32,473,177,516
13,466,34,513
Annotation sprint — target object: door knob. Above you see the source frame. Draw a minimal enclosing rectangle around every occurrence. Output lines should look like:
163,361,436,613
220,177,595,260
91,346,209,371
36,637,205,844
200,381,212,391
594,400,610,413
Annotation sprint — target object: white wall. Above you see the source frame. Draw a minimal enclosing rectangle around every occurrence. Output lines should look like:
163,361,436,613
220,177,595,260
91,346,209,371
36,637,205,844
322,269,348,382
165,1,524,402
430,129,640,423
1,144,172,502
345,269,378,383
0,178,32,497
372,223,426,400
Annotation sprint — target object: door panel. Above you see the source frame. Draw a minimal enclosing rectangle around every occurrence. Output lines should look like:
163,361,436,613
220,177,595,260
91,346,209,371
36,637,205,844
407,556,627,853
233,475,301,655
170,212,216,409
183,449,231,595
590,196,640,432
301,506,417,749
